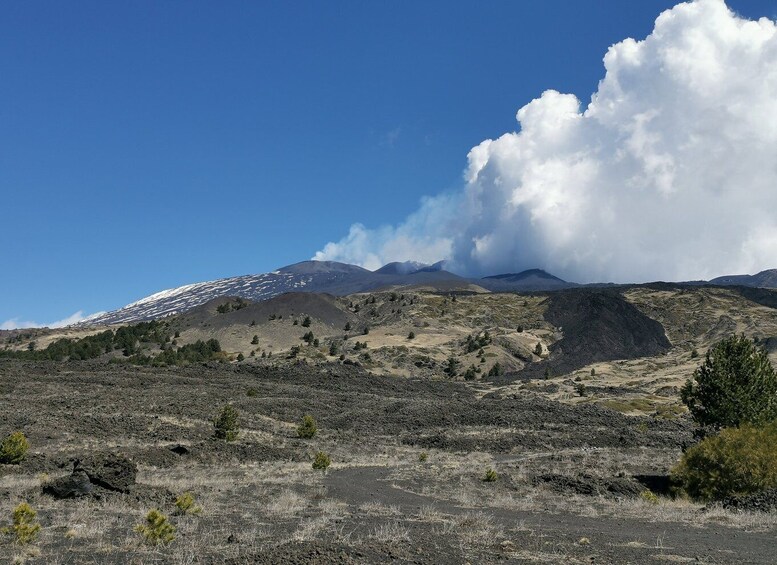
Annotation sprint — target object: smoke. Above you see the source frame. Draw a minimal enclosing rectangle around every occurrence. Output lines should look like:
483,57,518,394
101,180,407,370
315,0,777,282
0,310,104,330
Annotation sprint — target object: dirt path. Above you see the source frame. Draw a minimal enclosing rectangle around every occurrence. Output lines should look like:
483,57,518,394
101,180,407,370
326,466,777,564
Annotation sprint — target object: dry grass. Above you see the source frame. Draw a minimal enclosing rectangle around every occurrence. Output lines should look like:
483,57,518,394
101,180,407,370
368,522,411,544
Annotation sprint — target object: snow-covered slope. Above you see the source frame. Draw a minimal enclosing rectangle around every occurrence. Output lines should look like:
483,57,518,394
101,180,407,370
83,261,369,325
81,260,464,326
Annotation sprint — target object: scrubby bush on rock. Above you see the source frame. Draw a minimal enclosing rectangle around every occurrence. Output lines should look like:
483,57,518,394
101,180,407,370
312,451,331,470
135,509,175,545
671,422,777,501
482,468,498,482
297,415,317,439
213,404,239,442
0,431,29,464
1,502,41,544
174,492,201,515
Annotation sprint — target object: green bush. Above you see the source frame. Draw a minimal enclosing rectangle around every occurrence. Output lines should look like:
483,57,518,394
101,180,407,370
482,468,498,482
418,452,428,463
174,492,201,515
640,490,659,504
312,451,331,470
297,415,317,439
213,404,239,441
681,335,777,430
0,431,29,464
671,422,777,501
135,509,175,544
1,502,41,544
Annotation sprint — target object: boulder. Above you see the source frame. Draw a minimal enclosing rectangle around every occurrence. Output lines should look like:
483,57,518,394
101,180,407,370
77,453,137,493
43,467,93,499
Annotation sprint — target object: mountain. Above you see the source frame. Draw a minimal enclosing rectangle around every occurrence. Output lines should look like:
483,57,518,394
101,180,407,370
709,269,777,288
479,269,575,291
373,261,430,275
82,261,468,326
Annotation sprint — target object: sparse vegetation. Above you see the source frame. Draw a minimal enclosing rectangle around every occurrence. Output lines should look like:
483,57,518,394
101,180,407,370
213,404,239,441
134,509,176,545
1,502,41,545
297,415,317,439
216,299,249,314
174,492,202,515
681,335,777,431
483,468,498,482
0,431,29,464
671,422,777,501
487,362,503,377
640,489,659,504
312,451,331,470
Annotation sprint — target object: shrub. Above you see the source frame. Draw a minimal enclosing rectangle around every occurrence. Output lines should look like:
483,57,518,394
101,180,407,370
534,342,543,356
251,335,259,345
213,404,239,441
482,468,498,482
1,502,41,544
329,342,338,356
312,451,331,470
407,331,415,340
640,490,659,504
297,415,317,439
418,452,428,463
236,353,245,362
574,383,587,397
302,316,312,328
135,509,175,545
681,335,777,430
487,363,503,377
671,422,777,501
246,387,258,397
0,431,29,464
174,492,201,515
590,368,596,376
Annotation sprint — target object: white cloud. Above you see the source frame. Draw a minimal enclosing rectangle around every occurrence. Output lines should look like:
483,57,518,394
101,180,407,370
0,310,104,330
316,0,777,282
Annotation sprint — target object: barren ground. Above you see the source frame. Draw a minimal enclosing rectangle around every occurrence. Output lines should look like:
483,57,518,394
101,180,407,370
2,360,775,564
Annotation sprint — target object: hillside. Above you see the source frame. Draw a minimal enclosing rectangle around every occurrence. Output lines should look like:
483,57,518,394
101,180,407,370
10,283,777,418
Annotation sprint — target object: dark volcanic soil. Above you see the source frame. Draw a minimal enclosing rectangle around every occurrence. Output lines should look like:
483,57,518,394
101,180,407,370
508,289,671,381
0,359,772,564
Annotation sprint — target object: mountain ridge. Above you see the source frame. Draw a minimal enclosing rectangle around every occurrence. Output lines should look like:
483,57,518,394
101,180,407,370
77,261,777,327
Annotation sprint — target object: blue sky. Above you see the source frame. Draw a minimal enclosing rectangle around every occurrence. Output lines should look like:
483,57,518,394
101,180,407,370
1,0,774,326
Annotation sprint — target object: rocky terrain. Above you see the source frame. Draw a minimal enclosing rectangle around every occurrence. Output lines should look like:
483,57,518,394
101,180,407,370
3,282,777,562
2,360,776,564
